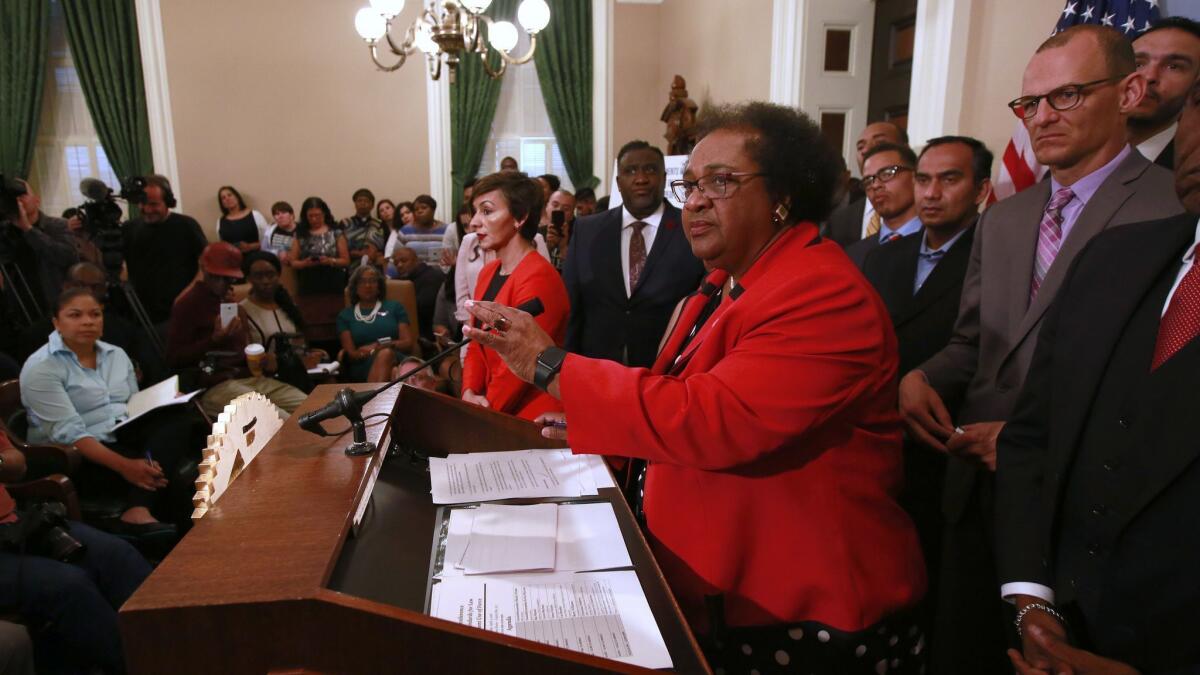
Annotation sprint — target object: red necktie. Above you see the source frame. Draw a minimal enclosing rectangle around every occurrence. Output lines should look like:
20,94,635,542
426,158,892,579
1152,245,1200,371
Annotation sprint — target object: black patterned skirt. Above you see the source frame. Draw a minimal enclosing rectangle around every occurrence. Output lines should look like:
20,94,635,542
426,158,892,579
700,610,926,675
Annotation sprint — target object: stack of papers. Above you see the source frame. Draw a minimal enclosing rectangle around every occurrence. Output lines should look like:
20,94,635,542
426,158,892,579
430,571,673,670
113,375,200,430
429,449,614,504
440,502,633,578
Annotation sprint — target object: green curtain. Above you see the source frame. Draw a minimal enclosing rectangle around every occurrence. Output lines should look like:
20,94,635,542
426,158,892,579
61,0,153,181
450,0,519,215
534,0,596,190
0,0,49,179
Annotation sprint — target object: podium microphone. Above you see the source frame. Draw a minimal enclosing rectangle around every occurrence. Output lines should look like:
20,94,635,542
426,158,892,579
298,297,545,455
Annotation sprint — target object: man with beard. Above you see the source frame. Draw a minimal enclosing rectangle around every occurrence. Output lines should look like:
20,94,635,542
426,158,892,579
1129,17,1200,168
845,142,921,269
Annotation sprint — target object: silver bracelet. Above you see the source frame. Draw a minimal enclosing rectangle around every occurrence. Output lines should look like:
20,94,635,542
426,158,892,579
1014,602,1065,637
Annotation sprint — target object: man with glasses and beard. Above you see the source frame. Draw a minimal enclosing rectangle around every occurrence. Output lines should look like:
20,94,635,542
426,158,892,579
845,143,921,269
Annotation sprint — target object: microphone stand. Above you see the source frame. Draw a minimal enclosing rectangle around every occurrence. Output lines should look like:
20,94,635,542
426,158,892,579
300,336,470,456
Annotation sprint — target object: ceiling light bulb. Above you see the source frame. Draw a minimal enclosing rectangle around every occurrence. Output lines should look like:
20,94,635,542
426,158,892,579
355,7,388,42
517,0,550,33
488,20,519,52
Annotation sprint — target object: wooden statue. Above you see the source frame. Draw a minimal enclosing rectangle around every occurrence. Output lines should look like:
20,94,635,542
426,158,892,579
192,392,283,519
661,75,699,155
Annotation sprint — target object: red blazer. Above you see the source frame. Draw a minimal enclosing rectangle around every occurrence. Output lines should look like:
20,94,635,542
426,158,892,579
463,251,569,421
560,223,925,633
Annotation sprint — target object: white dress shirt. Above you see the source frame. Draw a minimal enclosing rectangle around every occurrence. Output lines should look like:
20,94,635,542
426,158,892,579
1136,122,1177,166
1001,217,1200,606
621,203,665,297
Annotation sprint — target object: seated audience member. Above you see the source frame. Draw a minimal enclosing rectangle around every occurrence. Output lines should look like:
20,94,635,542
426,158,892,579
240,251,323,392
436,202,473,270
262,201,298,261
339,188,385,272
2,179,78,319
998,74,1200,674
166,242,307,416
338,265,413,382
1129,17,1200,168
122,175,208,326
21,288,195,535
22,262,165,386
399,194,447,266
215,185,267,253
861,134,993,646
466,102,926,673
387,246,444,342
431,276,461,346
574,187,598,218
61,207,102,266
0,433,151,675
845,142,921,268
499,155,519,171
392,354,446,393
383,200,416,257
289,197,350,342
377,198,398,239
461,171,569,421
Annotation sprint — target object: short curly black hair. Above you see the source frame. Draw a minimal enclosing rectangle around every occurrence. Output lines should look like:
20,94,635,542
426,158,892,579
347,264,387,305
693,102,842,224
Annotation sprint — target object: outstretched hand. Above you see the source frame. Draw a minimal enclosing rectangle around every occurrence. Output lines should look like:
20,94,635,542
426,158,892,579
462,299,555,384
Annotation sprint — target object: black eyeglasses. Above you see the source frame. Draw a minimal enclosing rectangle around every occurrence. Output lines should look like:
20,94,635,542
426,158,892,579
861,165,912,190
1007,77,1118,120
669,172,765,202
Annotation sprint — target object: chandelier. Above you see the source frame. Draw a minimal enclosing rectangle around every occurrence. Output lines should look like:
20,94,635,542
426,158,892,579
353,0,551,82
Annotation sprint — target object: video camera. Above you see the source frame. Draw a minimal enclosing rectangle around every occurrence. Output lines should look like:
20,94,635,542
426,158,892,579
76,176,151,278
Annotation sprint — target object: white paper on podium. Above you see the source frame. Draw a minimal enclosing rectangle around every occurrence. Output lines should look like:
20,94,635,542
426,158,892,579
429,570,673,670
113,375,200,430
585,454,617,489
429,449,597,504
460,503,558,575
441,502,633,578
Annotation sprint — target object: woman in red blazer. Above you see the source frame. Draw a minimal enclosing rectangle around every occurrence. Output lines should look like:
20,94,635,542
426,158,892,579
465,103,926,674
461,171,569,421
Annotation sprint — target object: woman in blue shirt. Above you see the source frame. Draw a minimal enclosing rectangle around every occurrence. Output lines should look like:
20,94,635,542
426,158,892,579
21,288,196,536
337,265,413,382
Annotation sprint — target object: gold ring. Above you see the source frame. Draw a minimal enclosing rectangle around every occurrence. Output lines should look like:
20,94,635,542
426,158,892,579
494,317,510,332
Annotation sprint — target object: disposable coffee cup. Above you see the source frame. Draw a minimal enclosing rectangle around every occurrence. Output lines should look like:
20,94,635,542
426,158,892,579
245,343,266,377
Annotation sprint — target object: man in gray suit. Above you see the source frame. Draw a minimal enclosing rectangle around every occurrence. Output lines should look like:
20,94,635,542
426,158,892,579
897,24,1184,674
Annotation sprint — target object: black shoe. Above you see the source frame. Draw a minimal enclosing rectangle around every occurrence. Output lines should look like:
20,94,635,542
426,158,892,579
108,519,178,538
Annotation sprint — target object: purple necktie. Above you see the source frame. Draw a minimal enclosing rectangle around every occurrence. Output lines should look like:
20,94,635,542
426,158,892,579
1031,187,1075,301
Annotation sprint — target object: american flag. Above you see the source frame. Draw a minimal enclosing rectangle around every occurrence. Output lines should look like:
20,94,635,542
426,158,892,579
993,0,1163,202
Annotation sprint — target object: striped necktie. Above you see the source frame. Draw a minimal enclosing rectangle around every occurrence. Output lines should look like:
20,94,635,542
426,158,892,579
1030,187,1075,301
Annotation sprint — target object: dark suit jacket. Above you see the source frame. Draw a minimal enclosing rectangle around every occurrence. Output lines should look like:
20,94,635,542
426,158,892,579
997,213,1200,673
563,204,704,368
862,223,975,378
918,149,1184,520
825,195,866,248
1154,138,1174,171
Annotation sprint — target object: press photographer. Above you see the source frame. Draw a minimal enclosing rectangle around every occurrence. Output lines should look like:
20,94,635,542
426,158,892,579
0,176,79,324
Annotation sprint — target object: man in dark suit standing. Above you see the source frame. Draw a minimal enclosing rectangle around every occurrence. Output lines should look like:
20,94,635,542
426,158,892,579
862,134,992,648
999,74,1200,675
845,142,921,269
825,122,907,247
1129,17,1200,169
563,140,704,368
898,25,1184,674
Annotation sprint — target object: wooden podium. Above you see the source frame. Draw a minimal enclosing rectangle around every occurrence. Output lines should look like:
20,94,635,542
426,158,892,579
120,384,709,674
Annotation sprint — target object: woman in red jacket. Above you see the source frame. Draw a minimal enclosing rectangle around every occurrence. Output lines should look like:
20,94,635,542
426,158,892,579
461,171,569,421
465,103,926,674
